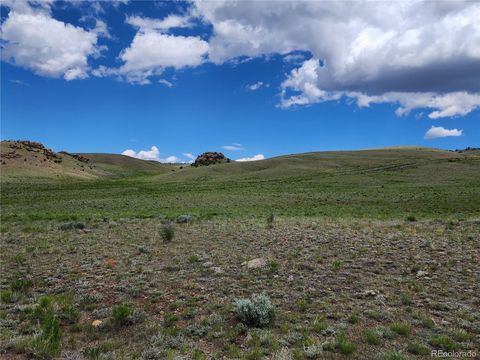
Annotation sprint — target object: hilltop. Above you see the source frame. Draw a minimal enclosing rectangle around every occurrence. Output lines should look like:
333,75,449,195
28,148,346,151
0,140,173,180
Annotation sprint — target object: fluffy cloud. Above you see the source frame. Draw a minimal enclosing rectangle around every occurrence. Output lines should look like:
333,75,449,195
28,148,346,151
1,3,101,80
121,146,184,163
279,58,480,118
126,14,191,31
222,143,243,151
122,146,160,160
424,126,463,140
107,15,208,84
236,154,265,162
195,1,480,117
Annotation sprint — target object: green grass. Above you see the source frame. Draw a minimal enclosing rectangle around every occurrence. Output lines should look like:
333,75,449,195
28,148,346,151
390,323,411,336
1,145,479,359
2,148,479,224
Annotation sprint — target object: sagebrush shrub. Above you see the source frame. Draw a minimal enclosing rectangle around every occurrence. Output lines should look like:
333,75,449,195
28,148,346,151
59,222,85,231
160,224,175,242
175,214,193,224
234,293,274,327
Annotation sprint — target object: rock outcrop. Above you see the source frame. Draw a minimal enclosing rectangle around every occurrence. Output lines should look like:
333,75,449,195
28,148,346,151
192,152,231,167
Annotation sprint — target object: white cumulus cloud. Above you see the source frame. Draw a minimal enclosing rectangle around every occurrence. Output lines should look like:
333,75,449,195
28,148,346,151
1,3,102,80
424,126,463,140
195,1,480,118
122,146,183,163
104,15,208,84
122,146,160,160
237,154,265,162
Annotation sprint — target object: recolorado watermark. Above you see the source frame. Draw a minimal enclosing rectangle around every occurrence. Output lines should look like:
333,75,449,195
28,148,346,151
431,349,477,358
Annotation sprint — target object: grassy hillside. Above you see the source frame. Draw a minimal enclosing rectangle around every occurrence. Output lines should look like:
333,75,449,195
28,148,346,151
77,153,174,176
161,146,468,181
1,146,479,223
0,141,171,180
0,141,105,180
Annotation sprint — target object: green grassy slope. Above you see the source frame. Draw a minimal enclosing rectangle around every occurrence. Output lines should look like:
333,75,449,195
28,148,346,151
1,147,479,224
162,147,465,181
77,153,174,176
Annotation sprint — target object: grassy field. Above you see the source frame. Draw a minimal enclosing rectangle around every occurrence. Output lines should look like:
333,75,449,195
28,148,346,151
1,147,479,225
1,146,479,359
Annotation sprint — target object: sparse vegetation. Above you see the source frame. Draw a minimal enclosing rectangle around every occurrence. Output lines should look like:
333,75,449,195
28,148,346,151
1,144,479,358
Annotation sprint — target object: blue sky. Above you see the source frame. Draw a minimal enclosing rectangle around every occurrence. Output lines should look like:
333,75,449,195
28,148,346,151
1,1,479,162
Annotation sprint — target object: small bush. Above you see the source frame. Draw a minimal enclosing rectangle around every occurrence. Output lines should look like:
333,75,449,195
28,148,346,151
234,293,274,327
335,330,356,354
30,297,62,358
1,289,14,303
430,335,459,351
112,304,131,327
311,316,328,333
364,329,382,345
59,222,85,231
406,215,417,222
348,312,359,324
175,214,193,224
407,341,429,355
452,329,473,342
266,213,275,229
390,322,411,336
10,274,32,294
375,351,409,360
401,292,412,305
160,224,175,242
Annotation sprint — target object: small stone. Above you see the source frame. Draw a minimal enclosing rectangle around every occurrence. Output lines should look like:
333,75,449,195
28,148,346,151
416,270,428,278
91,319,102,328
242,258,267,269
213,267,223,274
202,261,213,268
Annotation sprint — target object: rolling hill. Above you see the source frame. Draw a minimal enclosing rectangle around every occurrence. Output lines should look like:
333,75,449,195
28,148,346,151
160,146,478,182
1,141,479,222
76,153,174,176
0,141,173,180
